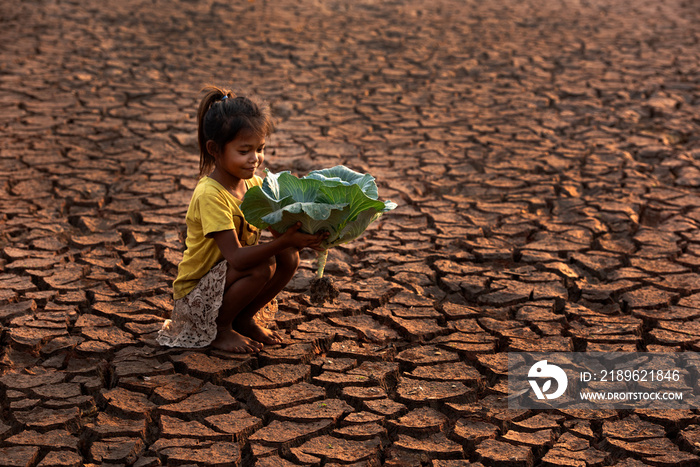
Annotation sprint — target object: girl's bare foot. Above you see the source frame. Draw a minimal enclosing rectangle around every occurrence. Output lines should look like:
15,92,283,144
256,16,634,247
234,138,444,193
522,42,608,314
235,318,283,346
211,327,262,353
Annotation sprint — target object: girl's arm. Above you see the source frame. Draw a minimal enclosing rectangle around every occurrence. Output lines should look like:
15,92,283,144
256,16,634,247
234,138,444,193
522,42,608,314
211,222,326,271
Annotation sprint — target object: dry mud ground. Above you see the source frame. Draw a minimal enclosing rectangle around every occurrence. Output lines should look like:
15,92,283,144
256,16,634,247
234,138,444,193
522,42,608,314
1,0,700,465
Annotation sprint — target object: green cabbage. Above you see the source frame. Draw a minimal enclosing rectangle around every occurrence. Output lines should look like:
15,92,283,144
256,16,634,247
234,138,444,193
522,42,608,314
241,165,397,277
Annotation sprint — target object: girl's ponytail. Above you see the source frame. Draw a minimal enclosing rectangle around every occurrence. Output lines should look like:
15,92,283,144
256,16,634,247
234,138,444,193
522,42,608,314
195,85,273,178
196,86,234,177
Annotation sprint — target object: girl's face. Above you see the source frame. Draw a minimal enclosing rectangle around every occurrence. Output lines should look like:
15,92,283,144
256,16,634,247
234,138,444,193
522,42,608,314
215,129,265,181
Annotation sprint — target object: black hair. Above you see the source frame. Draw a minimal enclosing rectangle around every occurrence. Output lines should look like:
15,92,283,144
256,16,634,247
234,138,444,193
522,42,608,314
196,85,274,177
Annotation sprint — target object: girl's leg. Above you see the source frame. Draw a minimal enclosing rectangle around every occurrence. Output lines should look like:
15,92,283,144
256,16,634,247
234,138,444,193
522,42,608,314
211,258,275,353
233,248,300,345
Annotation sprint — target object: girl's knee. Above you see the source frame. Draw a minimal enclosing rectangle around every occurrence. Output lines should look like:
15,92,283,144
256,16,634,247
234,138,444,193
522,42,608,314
225,262,239,285
226,258,275,285
254,257,276,282
277,249,300,272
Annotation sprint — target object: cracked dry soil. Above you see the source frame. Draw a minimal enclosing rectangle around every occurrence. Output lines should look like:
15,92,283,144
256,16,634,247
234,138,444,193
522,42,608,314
1,0,700,466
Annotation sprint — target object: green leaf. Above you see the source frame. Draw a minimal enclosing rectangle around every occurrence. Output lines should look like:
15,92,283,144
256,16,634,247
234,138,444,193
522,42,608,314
304,165,379,199
240,166,397,275
278,171,324,202
261,201,348,237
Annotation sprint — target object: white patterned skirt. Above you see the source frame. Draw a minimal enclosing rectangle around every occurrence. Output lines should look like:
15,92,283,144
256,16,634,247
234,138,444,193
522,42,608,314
157,261,278,348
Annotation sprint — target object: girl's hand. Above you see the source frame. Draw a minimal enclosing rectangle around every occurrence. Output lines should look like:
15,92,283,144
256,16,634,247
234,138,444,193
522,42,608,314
278,223,329,251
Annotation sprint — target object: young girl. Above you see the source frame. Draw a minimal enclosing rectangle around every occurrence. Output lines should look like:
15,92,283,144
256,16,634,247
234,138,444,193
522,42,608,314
157,86,327,353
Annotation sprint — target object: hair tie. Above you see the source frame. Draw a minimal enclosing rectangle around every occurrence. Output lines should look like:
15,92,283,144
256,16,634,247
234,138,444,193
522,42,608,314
221,95,228,101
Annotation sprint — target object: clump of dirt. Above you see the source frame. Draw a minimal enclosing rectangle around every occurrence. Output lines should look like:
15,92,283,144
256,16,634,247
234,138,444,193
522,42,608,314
309,277,340,305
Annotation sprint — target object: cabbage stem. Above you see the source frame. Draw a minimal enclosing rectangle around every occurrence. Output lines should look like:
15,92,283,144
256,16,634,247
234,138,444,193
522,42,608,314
316,250,329,278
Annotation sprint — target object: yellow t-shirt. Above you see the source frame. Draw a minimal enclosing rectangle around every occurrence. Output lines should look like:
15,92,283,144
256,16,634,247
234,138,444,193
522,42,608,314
173,175,263,300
